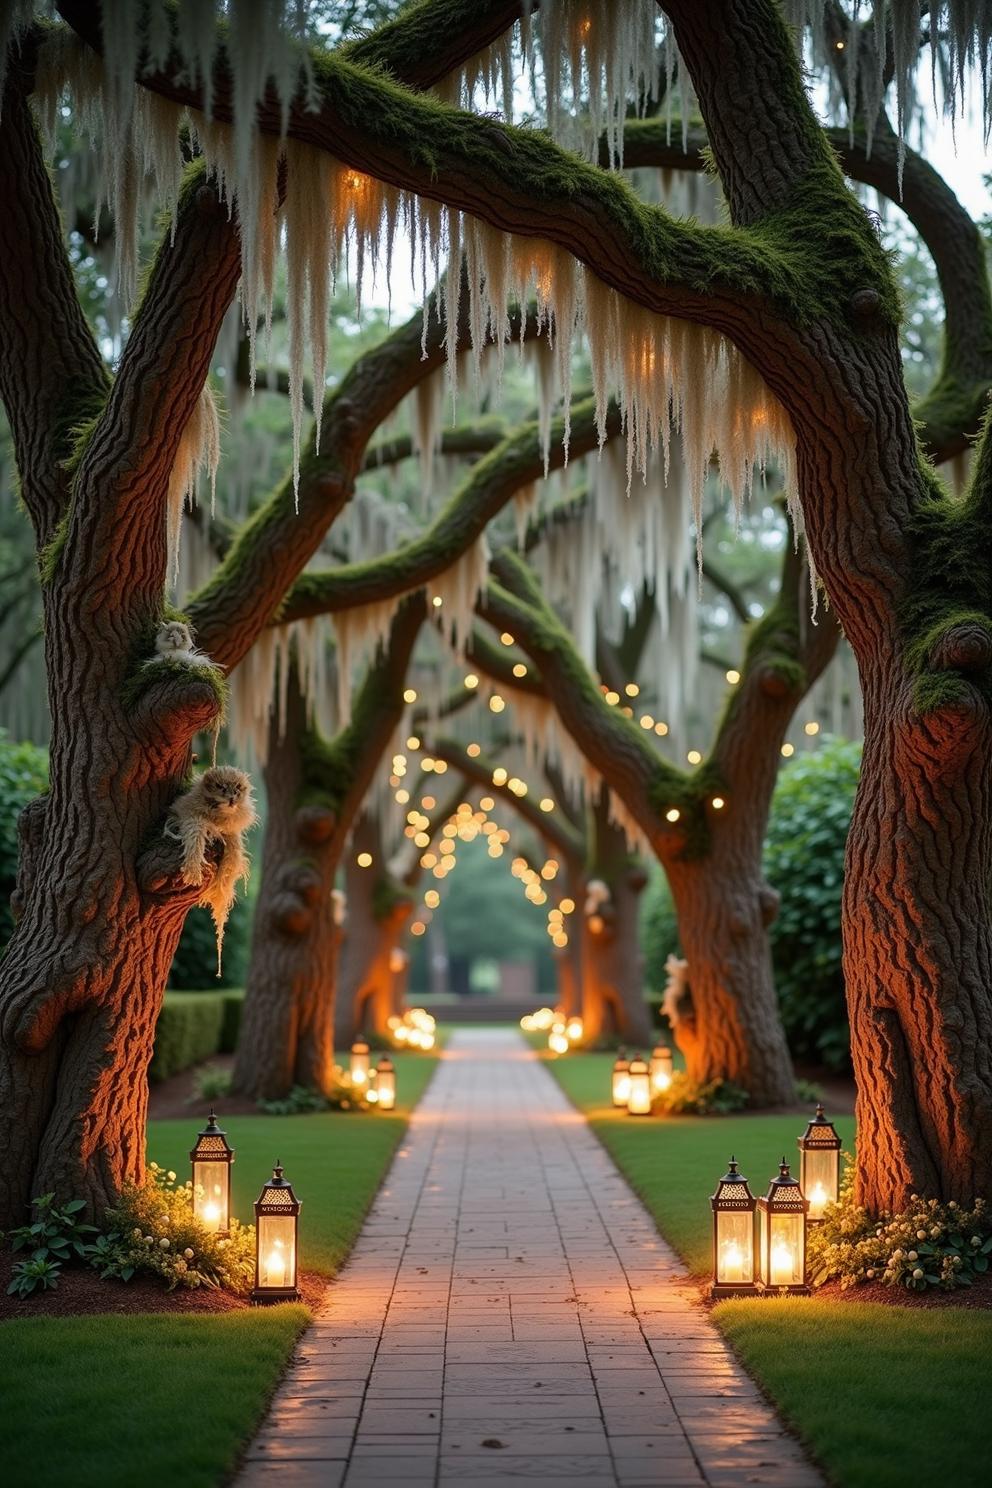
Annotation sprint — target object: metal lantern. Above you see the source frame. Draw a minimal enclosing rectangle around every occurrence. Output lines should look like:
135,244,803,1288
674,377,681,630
611,1050,630,1108
710,1157,759,1297
626,1054,652,1115
350,1035,371,1086
375,1057,396,1111
650,1043,674,1092
251,1162,302,1304
757,1159,810,1294
190,1110,234,1235
797,1104,841,1222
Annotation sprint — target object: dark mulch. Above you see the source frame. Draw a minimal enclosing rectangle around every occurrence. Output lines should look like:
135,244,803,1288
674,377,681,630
814,1272,992,1310
0,1253,324,1322
147,1054,262,1121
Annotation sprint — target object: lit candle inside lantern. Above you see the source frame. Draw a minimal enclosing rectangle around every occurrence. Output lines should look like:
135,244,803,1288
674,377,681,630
720,1237,745,1283
770,1237,797,1286
549,1031,569,1054
808,1180,828,1220
265,1239,287,1289
202,1194,221,1230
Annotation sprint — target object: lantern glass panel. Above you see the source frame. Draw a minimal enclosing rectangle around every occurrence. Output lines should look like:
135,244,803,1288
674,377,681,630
258,1214,297,1290
377,1071,396,1110
627,1070,651,1115
612,1066,630,1107
763,1211,805,1287
716,1211,754,1285
193,1160,229,1233
650,1047,673,1091
802,1146,839,1219
350,1044,371,1084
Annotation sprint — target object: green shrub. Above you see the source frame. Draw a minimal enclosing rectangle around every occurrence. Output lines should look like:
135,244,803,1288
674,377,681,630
640,863,680,992
0,732,48,949
764,739,861,1071
150,993,227,1083
169,897,251,989
219,989,245,1052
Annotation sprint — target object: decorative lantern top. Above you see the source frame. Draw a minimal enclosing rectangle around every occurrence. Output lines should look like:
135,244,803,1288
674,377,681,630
377,1056,394,1074
711,1156,756,1209
628,1054,649,1076
761,1158,808,1212
352,1035,370,1054
798,1104,841,1151
255,1162,302,1217
189,1109,234,1165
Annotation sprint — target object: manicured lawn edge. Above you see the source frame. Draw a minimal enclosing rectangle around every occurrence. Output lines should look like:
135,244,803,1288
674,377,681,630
1,1052,441,1488
541,1048,992,1488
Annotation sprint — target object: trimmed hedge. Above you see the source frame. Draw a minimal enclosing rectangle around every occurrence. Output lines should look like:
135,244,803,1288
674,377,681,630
150,990,245,1083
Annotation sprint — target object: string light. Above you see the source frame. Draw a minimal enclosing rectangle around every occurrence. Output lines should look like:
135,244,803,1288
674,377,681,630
431,594,443,608
666,808,681,823
654,721,669,736
539,797,554,812
500,632,515,646
711,796,725,810
687,750,702,765
466,742,481,757
395,789,409,804
480,795,495,810
403,688,417,703
424,889,440,908
805,721,820,736
513,663,528,678
489,695,506,713
605,690,620,706
356,852,373,868
726,669,741,684
625,683,639,697
639,714,655,730
406,735,420,750
421,795,436,809
781,743,795,758
464,674,479,689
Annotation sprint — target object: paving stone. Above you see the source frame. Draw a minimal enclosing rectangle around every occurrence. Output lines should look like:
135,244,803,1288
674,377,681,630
234,1029,823,1488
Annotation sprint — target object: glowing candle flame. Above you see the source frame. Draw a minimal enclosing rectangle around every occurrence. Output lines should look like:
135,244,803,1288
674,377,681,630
808,1181,828,1218
720,1238,745,1282
266,1239,286,1288
770,1237,797,1285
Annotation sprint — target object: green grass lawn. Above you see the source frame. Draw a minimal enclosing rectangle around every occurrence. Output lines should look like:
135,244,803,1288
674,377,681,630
1,1050,440,1488
545,1049,992,1488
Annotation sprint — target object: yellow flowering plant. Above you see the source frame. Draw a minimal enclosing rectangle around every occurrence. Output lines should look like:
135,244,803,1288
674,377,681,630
90,1163,256,1293
807,1161,992,1291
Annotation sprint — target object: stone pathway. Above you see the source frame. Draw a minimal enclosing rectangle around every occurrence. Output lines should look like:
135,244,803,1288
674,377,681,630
237,1029,822,1487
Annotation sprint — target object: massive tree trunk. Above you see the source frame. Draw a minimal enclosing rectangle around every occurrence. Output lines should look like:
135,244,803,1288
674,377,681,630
232,679,339,1101
336,814,414,1045
233,601,424,1100
580,796,652,1048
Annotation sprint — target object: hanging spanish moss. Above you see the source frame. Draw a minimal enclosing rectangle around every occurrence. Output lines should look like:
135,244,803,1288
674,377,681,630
332,596,402,724
429,534,491,653
166,383,221,585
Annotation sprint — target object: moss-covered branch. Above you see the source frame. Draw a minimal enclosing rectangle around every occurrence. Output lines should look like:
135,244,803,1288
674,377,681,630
363,422,508,473
278,395,620,623
341,0,525,91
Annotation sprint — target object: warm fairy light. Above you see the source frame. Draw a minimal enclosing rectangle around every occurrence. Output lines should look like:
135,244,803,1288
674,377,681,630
356,852,373,868
432,595,443,608
407,736,420,750
411,921,425,935
500,632,515,646
654,721,669,736
464,674,479,689
434,760,448,774
489,695,506,713
422,795,436,810
493,767,508,786
467,742,481,756
424,890,440,908
414,832,430,848
625,682,639,697
539,797,554,812
403,688,417,703
604,690,620,705
805,721,820,736
711,796,725,810
666,808,681,823
639,714,655,730
549,1031,569,1054
422,757,435,772
513,663,528,678
781,743,795,758
726,669,741,684
565,1017,583,1043
480,795,495,810
344,168,368,192
560,897,575,914
687,750,701,765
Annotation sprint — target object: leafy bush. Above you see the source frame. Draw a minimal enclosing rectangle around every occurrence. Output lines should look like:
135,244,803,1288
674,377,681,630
640,864,680,993
808,1166,992,1292
0,732,48,949
764,739,861,1072
258,1065,373,1115
92,1163,255,1292
169,897,251,989
652,1073,750,1116
191,1064,232,1102
4,1194,96,1297
150,990,244,1082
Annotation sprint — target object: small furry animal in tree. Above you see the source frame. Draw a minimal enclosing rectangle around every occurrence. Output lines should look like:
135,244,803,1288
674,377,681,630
166,766,257,976
150,619,216,669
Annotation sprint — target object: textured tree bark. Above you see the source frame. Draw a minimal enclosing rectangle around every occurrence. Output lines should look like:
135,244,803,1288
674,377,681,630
580,798,652,1049
336,815,414,1045
232,681,339,1102
233,602,424,1099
